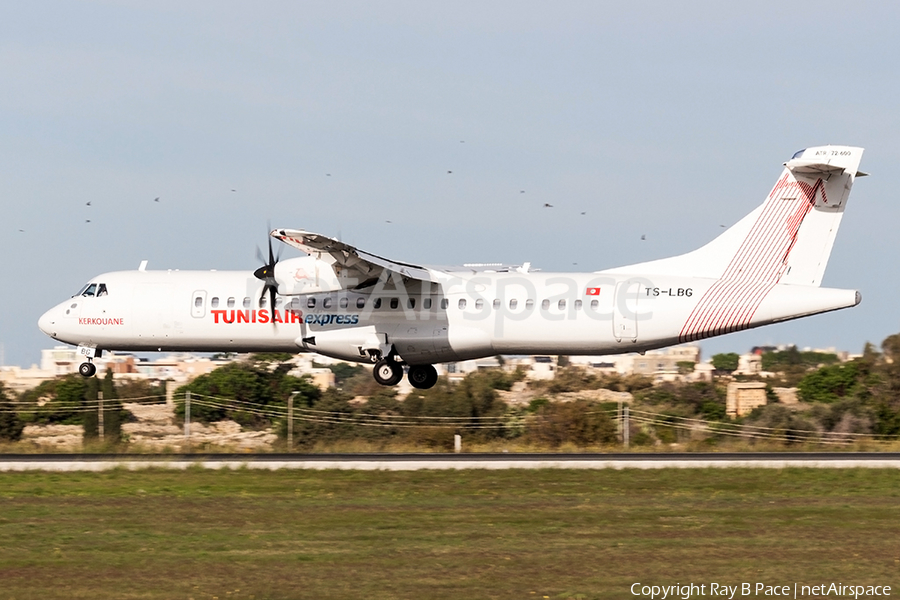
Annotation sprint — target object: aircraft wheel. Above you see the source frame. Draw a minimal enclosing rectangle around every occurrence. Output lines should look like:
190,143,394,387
79,362,96,378
408,365,438,389
373,360,403,386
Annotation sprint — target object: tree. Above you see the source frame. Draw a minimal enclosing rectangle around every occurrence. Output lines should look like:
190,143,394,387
175,358,321,428
19,376,88,425
527,400,617,447
797,363,860,404
0,383,24,442
100,369,126,441
711,353,740,373
82,376,100,442
315,361,365,390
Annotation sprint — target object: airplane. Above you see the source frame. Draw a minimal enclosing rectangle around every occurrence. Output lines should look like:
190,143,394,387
38,145,866,390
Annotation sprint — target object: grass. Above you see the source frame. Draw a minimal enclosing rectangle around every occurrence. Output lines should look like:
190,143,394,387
0,468,899,599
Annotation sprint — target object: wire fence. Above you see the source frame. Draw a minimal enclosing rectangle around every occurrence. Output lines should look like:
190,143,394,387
4,392,895,446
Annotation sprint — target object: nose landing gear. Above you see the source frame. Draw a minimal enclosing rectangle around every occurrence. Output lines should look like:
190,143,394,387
78,361,97,377
76,345,100,378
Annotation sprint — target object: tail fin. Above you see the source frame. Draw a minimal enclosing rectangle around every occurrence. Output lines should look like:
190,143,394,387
606,145,865,286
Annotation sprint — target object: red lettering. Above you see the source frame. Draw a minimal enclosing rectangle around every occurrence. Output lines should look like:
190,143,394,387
273,310,283,323
236,310,250,323
258,309,269,324
211,310,224,323
223,310,235,324
252,310,257,323
290,310,302,323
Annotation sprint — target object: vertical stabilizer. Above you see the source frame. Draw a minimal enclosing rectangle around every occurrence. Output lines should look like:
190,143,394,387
604,145,865,286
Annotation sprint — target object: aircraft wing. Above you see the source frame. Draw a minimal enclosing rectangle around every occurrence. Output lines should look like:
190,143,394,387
272,229,436,286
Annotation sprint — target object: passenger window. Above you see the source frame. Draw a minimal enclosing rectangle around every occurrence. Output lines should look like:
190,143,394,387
307,297,316,309
211,297,219,308
509,299,518,310
357,297,366,309
408,298,416,309
243,297,251,308
575,299,582,309
492,299,500,309
340,297,349,309
227,297,235,308
290,298,301,310
323,297,332,309
276,297,283,308
591,299,599,310
440,298,448,309
525,299,534,309
558,299,566,310
194,296,203,307
259,297,267,308
390,298,399,309
458,298,467,309
541,299,550,310
374,298,382,309
423,298,432,309
475,299,484,309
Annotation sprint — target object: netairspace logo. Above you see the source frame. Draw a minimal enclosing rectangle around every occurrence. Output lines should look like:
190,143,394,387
630,582,892,599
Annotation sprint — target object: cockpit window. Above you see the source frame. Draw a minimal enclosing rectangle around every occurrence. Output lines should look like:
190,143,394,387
97,283,108,297
791,149,806,159
82,283,97,297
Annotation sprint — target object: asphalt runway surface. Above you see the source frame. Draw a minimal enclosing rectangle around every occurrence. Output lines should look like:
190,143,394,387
1,452,900,471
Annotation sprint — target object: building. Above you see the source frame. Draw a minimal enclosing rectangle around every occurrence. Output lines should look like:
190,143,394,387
726,381,768,417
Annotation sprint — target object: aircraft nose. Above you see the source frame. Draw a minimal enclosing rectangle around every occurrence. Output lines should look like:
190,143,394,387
38,308,57,337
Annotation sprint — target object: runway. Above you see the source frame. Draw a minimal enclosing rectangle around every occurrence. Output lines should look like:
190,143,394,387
2,452,900,471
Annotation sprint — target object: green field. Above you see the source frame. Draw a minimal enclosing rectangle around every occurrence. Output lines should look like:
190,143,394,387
1,468,899,599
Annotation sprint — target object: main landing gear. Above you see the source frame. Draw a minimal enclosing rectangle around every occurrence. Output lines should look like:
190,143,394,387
373,360,403,386
372,360,438,389
407,365,438,390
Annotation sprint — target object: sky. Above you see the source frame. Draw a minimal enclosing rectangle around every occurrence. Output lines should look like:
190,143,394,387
2,1,900,367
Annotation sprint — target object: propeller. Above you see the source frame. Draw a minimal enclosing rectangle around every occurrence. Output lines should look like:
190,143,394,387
253,225,282,324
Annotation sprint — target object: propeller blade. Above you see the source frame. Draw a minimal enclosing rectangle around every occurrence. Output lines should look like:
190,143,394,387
269,285,277,326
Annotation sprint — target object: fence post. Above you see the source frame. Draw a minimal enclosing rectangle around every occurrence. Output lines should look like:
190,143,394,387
624,405,630,449
184,390,191,444
617,399,622,442
98,391,104,442
288,391,297,451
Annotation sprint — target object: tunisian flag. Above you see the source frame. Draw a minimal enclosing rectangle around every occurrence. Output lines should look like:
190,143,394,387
585,287,601,296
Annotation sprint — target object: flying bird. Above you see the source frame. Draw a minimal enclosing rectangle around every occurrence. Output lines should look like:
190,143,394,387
154,197,160,202
520,190,525,194
543,203,553,208
326,174,331,177
386,220,392,224
641,234,646,241
18,229,24,232
86,201,91,206
447,170,452,174
231,189,236,192
580,211,586,215
86,219,91,223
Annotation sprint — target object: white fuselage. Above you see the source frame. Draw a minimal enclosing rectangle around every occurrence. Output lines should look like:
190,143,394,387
38,265,859,365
